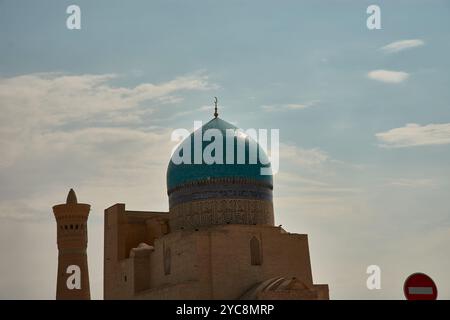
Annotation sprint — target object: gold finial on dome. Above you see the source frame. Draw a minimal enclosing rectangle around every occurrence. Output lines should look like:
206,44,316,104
214,97,218,118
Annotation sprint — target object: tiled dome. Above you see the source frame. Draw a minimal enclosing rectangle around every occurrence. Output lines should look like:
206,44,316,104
167,117,273,193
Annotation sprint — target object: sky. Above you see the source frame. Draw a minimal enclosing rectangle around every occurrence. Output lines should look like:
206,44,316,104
0,0,449,299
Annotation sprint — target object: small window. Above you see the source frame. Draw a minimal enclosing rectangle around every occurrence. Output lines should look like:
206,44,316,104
124,275,127,282
64,225,68,230
75,224,79,230
70,224,73,230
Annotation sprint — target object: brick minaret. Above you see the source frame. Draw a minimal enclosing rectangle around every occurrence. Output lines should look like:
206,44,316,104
53,189,91,300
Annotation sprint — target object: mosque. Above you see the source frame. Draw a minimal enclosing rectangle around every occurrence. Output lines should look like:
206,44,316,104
53,103,329,300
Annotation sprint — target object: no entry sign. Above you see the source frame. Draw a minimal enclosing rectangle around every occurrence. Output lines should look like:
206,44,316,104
403,273,438,300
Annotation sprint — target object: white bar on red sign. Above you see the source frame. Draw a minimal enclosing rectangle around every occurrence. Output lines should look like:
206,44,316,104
408,287,433,295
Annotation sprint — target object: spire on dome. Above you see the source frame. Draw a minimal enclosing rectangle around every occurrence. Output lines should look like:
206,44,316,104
214,97,218,118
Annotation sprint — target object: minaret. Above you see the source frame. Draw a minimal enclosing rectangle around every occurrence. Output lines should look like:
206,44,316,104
53,189,91,300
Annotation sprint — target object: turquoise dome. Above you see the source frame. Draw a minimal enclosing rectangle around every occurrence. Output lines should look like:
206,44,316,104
167,117,273,192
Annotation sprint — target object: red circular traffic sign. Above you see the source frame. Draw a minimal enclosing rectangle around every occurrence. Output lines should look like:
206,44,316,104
403,273,438,300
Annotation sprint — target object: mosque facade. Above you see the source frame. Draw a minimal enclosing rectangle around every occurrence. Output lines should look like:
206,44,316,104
54,112,329,300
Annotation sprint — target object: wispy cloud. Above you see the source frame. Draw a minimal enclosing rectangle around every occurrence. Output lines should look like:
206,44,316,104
280,143,329,167
387,178,437,188
152,105,222,122
261,100,319,112
367,70,409,83
380,39,425,53
0,72,215,167
376,123,450,147
0,72,214,127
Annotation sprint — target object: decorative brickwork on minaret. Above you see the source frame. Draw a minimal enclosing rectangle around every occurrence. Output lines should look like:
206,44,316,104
53,189,91,300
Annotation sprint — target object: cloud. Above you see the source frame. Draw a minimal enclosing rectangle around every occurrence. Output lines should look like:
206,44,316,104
387,178,437,188
367,70,409,83
262,101,319,112
376,123,450,147
0,120,176,221
380,39,425,53
0,72,214,168
275,145,362,210
0,72,213,127
280,144,329,167
150,105,222,122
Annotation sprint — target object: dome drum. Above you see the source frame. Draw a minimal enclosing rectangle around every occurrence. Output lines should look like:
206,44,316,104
166,117,275,230
168,177,273,208
170,198,274,230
